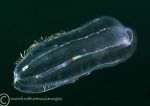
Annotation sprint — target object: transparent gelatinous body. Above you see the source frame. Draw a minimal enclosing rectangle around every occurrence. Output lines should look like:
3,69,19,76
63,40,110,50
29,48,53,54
13,16,137,93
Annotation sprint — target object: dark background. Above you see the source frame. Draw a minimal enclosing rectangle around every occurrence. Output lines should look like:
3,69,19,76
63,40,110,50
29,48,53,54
0,0,150,106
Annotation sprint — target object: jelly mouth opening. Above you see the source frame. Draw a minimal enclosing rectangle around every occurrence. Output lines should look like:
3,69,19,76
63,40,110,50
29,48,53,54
121,28,133,46
126,28,133,43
